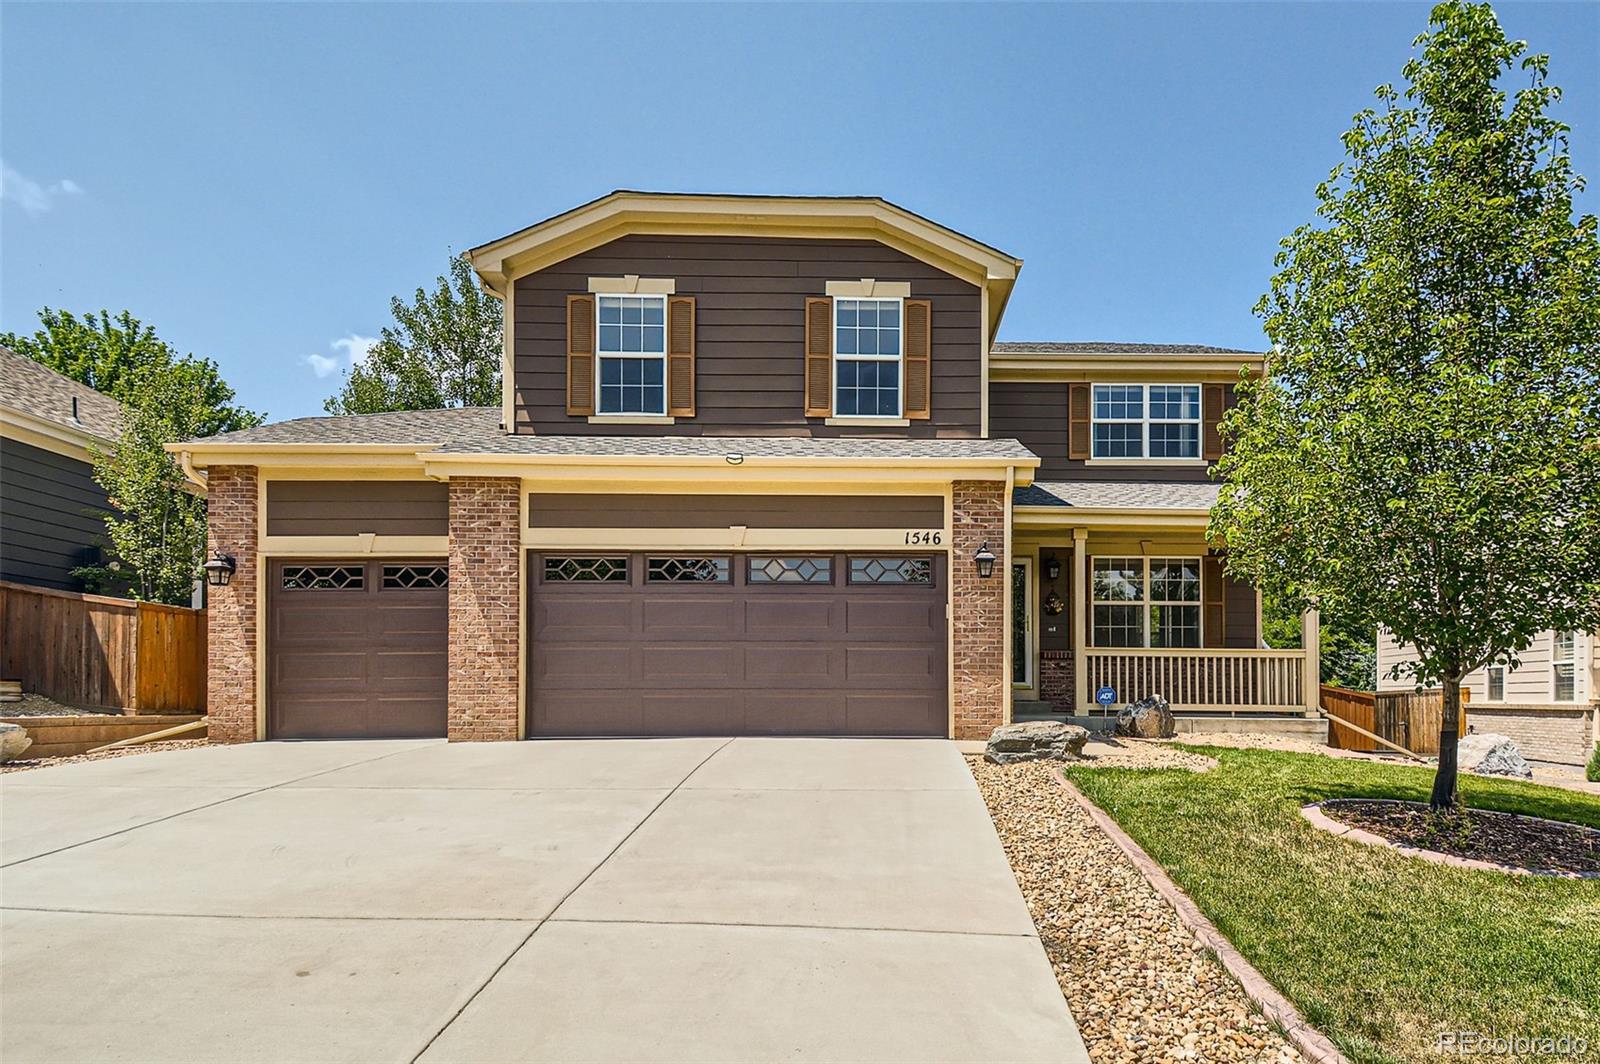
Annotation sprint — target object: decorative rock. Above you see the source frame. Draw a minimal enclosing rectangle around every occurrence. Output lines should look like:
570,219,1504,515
0,722,32,763
985,720,1090,765
1457,732,1533,779
1115,695,1176,739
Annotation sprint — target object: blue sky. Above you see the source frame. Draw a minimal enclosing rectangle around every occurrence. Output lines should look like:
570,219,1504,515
3,2,1596,423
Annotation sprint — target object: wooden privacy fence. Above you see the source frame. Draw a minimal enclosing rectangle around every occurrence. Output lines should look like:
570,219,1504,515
1322,684,1467,755
0,581,206,714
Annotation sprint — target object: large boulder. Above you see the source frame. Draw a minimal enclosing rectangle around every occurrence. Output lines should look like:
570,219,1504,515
985,720,1090,765
1457,731,1533,779
1114,695,1175,739
0,722,32,763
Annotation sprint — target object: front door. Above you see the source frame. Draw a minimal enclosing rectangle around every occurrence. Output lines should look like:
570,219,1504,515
1011,559,1033,692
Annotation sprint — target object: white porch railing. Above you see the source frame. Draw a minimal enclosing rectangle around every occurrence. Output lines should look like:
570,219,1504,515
1084,648,1307,712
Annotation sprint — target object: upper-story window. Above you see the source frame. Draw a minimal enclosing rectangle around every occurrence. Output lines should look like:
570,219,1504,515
834,298,902,417
1553,631,1577,702
1092,384,1201,460
597,295,666,415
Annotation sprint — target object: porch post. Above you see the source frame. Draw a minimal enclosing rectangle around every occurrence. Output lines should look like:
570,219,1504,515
1301,607,1322,715
1072,528,1088,715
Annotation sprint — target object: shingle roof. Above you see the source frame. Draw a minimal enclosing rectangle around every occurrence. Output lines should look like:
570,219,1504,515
435,433,1038,460
190,406,502,446
0,346,124,441
1016,480,1221,511
187,406,1037,462
992,341,1262,356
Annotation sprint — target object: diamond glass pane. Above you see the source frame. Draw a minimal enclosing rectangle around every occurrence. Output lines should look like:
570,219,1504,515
848,557,933,585
544,557,629,582
646,557,731,583
381,565,448,589
747,556,833,584
282,565,364,591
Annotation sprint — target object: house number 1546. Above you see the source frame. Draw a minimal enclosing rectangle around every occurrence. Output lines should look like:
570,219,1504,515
903,531,943,545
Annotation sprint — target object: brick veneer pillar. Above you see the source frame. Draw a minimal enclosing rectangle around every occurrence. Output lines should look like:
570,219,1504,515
448,477,521,741
1039,651,1075,713
206,465,258,744
952,479,1008,740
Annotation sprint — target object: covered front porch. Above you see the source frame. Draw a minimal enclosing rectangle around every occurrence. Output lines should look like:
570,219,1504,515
1008,482,1320,723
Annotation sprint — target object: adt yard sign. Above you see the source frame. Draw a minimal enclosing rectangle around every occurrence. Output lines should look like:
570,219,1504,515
1095,686,1117,707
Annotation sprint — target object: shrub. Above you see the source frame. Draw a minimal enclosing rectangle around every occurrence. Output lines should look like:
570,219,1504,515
1587,744,1599,783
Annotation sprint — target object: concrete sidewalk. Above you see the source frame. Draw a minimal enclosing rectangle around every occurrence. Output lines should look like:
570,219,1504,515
1,737,1086,1064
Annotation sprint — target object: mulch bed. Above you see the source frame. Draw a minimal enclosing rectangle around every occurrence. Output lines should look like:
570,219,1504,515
1320,799,1600,876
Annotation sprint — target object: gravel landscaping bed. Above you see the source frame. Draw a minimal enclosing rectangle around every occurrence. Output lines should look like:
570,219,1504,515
0,739,209,774
1320,798,1600,876
970,757,1301,1064
1078,737,1217,772
0,693,121,718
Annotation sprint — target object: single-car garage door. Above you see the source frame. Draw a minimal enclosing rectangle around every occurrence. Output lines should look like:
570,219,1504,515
267,559,448,739
529,552,947,737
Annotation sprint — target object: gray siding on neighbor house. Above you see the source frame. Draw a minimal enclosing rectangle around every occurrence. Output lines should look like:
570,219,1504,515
527,493,944,529
265,480,450,537
512,234,982,437
0,436,112,591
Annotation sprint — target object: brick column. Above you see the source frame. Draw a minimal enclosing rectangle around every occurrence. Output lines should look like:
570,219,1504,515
206,465,258,743
448,477,521,741
951,480,1008,740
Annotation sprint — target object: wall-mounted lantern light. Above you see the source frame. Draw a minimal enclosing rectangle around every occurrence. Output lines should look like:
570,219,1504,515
203,551,237,587
1045,556,1061,581
973,542,997,579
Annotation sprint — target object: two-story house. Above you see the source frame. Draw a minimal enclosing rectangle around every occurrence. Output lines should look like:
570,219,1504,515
172,191,1320,745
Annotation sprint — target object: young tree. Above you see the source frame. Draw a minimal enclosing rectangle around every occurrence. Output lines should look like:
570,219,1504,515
77,373,210,605
3,308,260,436
324,253,502,414
1211,1,1600,808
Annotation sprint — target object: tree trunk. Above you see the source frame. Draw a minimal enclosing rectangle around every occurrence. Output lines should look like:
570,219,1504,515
1429,672,1463,810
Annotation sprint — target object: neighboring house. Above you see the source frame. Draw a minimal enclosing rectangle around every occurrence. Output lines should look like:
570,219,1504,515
1377,628,1599,765
0,345,123,591
172,191,1320,746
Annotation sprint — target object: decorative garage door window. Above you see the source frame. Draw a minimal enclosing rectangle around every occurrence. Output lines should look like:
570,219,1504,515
647,557,731,583
747,556,832,584
382,564,448,589
848,557,933,585
281,565,364,591
544,556,629,582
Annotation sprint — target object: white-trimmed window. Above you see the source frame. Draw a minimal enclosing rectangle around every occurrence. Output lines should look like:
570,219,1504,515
1091,556,1203,648
596,295,666,415
1553,631,1576,703
834,297,902,417
1092,384,1201,459
1485,664,1506,702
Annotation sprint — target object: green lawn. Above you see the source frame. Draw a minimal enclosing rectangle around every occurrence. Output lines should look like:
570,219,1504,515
1063,748,1600,1064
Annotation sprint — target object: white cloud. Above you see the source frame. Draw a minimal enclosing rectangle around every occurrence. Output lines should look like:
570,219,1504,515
304,334,378,378
1,162,85,214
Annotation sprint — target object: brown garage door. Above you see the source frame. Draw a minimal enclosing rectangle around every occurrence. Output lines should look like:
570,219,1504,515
529,552,947,737
267,559,448,739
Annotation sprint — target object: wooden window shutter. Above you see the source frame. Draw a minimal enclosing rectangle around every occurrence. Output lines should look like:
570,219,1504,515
1203,383,1227,460
903,299,932,419
565,294,596,416
1068,383,1092,460
804,297,833,418
1203,555,1227,648
667,296,696,417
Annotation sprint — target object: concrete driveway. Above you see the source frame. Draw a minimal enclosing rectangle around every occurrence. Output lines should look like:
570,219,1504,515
1,738,1086,1064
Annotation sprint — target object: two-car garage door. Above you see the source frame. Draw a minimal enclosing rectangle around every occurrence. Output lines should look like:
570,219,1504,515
528,552,947,738
267,552,948,740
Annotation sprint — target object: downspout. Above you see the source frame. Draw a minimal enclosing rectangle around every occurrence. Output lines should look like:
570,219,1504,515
177,450,208,491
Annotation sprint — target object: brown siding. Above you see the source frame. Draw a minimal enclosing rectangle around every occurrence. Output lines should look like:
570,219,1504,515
989,381,1224,482
528,493,943,529
266,481,449,536
1223,572,1257,648
514,235,982,437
